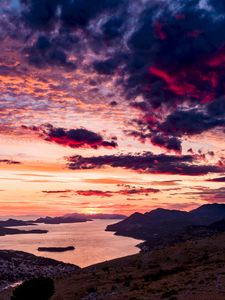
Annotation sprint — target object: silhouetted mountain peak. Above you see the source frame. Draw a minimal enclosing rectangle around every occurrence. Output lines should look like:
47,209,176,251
191,203,225,213
190,203,225,223
106,203,225,242
145,208,188,217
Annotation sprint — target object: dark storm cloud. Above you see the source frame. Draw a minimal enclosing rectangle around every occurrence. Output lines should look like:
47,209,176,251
101,16,125,39
150,134,182,153
25,34,77,69
93,0,225,151
22,0,124,29
159,109,225,136
18,0,127,68
93,59,119,75
207,97,225,117
67,152,224,176
124,1,225,102
208,0,225,13
3,0,225,151
129,99,225,151
23,124,117,149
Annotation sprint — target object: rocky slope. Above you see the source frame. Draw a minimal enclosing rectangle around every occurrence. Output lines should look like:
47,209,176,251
34,232,225,299
0,250,79,295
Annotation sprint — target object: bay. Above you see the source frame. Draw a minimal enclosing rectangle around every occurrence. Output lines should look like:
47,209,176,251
0,219,142,267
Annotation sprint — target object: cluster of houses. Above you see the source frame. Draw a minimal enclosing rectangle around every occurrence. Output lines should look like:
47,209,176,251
0,250,78,291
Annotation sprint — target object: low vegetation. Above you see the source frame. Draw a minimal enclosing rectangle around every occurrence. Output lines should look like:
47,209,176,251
11,277,54,300
43,232,225,299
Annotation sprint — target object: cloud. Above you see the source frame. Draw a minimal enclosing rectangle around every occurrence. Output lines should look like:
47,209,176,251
23,0,124,29
2,0,225,153
42,190,72,194
25,35,77,69
42,186,160,198
150,180,181,186
75,190,113,197
23,124,117,149
83,178,141,185
91,0,225,151
206,176,225,182
0,159,21,165
128,103,225,152
180,187,225,203
67,152,224,176
118,187,160,195
159,109,225,137
150,134,182,153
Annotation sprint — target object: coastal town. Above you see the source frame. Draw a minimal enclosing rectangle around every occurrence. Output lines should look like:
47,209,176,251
0,250,78,292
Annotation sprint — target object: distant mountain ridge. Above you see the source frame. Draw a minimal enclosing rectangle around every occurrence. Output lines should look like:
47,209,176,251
106,204,225,249
0,213,126,225
64,213,126,220
35,215,91,224
34,213,126,224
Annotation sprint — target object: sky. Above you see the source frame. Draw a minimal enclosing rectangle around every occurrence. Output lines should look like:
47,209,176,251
0,0,225,217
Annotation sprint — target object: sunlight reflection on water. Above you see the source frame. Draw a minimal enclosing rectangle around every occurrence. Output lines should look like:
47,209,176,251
0,219,142,267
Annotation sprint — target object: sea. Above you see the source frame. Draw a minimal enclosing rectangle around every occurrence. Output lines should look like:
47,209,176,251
0,219,142,267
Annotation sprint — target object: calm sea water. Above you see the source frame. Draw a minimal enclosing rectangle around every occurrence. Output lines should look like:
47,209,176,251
0,220,142,267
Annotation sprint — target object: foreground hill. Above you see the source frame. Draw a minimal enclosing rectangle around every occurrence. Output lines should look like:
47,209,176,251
31,232,225,299
106,204,225,249
2,232,225,299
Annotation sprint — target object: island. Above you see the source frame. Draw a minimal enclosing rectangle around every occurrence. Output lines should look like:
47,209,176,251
0,227,48,236
0,219,36,227
37,246,75,252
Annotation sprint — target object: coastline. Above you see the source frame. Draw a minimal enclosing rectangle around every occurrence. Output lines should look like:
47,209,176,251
0,220,141,267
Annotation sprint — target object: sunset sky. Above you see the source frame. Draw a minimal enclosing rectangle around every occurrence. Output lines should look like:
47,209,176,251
1,0,225,217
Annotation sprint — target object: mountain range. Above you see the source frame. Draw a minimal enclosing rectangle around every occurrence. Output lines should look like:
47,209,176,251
34,213,126,224
106,204,225,250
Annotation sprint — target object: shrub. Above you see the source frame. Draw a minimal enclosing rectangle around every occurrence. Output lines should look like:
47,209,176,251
161,289,178,298
143,267,186,282
123,280,130,287
11,277,54,300
125,274,133,281
87,287,97,294
130,283,140,291
114,277,121,283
